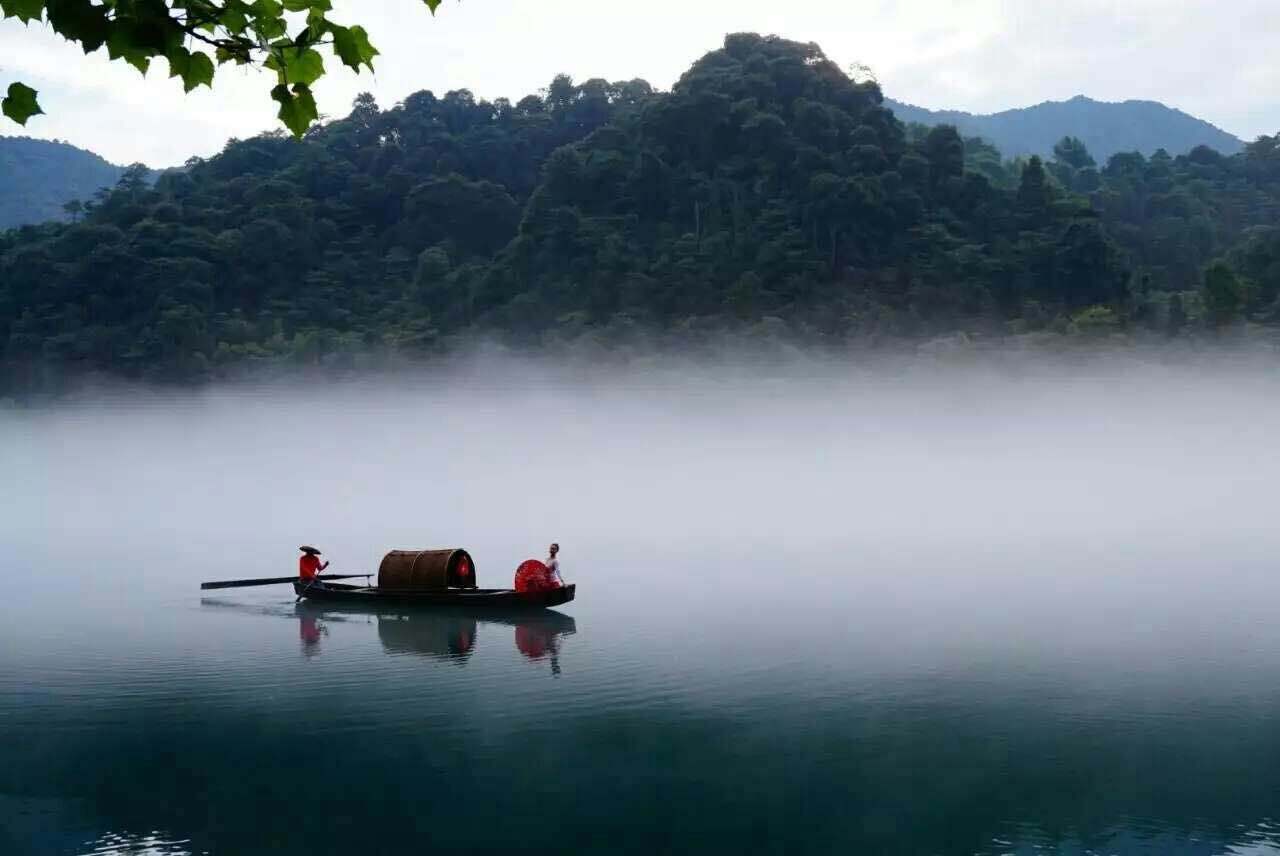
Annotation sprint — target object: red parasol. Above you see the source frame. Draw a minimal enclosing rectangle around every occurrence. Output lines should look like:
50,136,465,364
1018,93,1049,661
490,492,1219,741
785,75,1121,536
514,559,552,592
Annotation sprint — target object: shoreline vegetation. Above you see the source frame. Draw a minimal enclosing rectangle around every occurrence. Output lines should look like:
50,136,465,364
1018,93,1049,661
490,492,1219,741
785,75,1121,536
2,33,1279,396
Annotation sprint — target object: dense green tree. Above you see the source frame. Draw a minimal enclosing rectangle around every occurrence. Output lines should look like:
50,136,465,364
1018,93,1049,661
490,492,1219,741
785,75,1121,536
1054,136,1096,170
1220,227,1280,316
61,199,84,223
1048,136,1101,193
1016,156,1054,228
1166,292,1187,335
1089,132,1280,304
1202,262,1245,327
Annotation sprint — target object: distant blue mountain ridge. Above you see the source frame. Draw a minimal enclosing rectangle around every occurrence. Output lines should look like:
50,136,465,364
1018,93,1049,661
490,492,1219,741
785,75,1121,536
0,135,127,230
884,94,1245,162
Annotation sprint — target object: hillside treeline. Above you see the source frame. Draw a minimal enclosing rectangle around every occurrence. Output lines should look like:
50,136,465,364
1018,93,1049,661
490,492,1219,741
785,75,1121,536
2,34,1279,389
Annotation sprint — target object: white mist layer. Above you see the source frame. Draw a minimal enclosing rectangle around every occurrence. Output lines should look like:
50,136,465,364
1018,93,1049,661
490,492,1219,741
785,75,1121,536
7,351,1280,700
4,352,1280,596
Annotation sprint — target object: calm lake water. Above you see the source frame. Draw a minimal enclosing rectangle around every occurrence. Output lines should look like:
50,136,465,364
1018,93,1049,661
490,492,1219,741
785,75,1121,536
4,360,1280,854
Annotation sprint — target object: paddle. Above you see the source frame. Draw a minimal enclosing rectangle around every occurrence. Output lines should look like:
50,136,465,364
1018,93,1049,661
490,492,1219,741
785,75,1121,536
295,569,336,603
200,574,370,590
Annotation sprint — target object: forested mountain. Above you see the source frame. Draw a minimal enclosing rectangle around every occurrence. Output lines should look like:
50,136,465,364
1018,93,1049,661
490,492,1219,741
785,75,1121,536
886,95,1245,162
0,136,127,229
2,34,1279,392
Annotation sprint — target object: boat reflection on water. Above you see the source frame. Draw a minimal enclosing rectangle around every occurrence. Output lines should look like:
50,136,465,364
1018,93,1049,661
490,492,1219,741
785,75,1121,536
199,596,577,672
513,619,571,675
298,612,327,657
374,610,479,664
375,608,575,673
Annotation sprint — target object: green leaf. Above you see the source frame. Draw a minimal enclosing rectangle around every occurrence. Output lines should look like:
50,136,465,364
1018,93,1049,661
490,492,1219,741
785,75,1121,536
120,2,184,54
0,0,44,24
267,45,324,86
215,43,251,65
253,14,287,40
245,0,286,40
331,24,378,72
303,7,328,43
46,0,110,52
106,26,152,75
250,0,283,18
271,82,318,137
421,0,442,12
219,5,248,34
182,51,215,92
2,81,43,125
166,43,191,78
283,0,331,11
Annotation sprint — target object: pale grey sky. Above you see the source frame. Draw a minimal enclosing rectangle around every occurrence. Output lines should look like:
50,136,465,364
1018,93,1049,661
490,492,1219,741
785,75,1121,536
1,0,1276,167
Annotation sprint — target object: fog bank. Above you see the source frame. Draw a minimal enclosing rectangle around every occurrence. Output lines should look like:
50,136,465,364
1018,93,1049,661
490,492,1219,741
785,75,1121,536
5,350,1279,594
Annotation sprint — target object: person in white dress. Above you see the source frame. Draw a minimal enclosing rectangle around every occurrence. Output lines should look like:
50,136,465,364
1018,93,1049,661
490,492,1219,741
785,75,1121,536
545,542,563,587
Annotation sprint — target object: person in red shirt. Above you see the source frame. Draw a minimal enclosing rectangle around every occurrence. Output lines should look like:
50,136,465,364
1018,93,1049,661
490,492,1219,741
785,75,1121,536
299,546,329,582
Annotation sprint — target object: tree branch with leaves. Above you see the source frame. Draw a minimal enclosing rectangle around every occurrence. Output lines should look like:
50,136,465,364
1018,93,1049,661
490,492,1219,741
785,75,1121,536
1,0,443,136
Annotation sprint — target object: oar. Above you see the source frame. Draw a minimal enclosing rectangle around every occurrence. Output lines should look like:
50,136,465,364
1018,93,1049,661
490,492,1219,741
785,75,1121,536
200,574,370,591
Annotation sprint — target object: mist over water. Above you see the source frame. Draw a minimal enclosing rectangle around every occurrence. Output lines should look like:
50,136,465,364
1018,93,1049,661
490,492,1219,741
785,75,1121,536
4,351,1280,854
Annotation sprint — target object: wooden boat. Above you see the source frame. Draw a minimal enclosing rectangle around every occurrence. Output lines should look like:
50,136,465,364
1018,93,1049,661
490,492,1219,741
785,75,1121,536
293,580,576,610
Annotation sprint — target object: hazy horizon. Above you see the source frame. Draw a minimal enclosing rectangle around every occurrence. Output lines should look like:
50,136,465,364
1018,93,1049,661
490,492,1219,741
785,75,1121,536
9,347,1280,562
